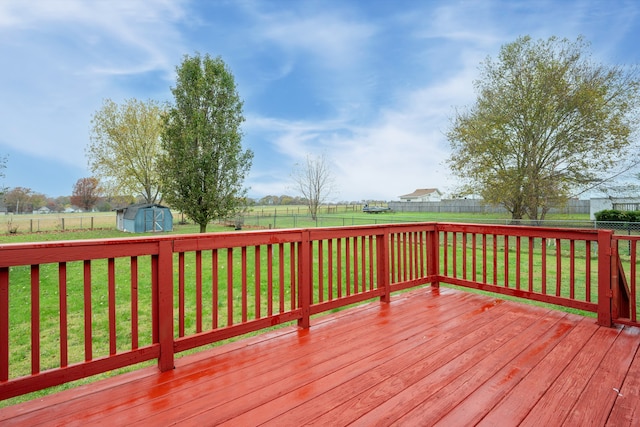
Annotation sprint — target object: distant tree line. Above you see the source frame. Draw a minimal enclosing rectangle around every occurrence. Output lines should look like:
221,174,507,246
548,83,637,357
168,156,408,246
255,195,309,206
1,184,136,214
2,187,69,213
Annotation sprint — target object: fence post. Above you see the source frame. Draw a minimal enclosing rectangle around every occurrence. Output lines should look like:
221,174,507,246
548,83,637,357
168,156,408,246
597,230,613,327
157,239,175,371
298,230,312,329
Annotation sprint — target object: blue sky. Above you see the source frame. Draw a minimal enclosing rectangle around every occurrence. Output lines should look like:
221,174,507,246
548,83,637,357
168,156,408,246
1,0,639,201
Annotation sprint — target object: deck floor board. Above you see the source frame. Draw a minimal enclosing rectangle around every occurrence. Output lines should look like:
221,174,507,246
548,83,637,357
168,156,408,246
1,286,639,427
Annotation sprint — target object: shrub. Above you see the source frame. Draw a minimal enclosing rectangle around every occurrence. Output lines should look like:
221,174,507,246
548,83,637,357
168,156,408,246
594,209,640,222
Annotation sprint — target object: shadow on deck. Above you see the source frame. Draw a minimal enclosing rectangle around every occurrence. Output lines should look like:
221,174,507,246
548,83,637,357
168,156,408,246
1,286,639,426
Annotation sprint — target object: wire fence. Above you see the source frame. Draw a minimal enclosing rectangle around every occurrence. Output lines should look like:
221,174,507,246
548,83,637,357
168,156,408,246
1,214,115,234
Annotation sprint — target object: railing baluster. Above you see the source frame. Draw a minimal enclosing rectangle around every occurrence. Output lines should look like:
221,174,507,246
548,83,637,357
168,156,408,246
345,238,351,296
631,240,637,322
389,234,395,284
452,232,457,278
83,260,92,361
402,232,408,282
31,265,40,374
407,232,416,280
504,235,509,288
178,252,185,337
151,253,158,344
212,249,219,329
108,258,116,355
585,241,591,302
515,236,521,290
59,262,68,367
556,238,562,297
241,247,247,323
482,234,487,284
288,243,295,311
492,234,498,285
569,240,575,300
130,257,138,350
528,237,534,292
368,236,374,291
318,240,324,302
328,239,334,299
472,233,477,281
419,232,425,278
397,233,402,281
267,244,273,316
541,238,547,295
353,237,359,294
254,245,261,319
462,232,467,280
278,244,284,313
196,250,202,332
337,238,343,298
361,236,367,292
227,248,233,326
443,232,449,278
0,267,8,382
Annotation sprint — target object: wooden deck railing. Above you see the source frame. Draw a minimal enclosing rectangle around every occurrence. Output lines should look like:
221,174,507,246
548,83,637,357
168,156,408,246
0,222,636,401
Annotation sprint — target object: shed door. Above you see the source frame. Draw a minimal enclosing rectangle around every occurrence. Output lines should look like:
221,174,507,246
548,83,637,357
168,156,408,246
145,208,164,232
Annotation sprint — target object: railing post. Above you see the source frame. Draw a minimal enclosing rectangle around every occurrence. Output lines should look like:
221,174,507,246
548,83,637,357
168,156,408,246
378,229,391,303
157,240,175,371
298,231,311,329
597,230,613,327
428,225,440,288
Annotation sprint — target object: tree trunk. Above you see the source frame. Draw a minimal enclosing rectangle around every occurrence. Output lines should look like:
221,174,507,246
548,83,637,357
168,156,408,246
199,223,207,233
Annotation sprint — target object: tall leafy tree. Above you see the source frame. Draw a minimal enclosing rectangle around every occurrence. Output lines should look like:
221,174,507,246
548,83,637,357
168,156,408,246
292,153,336,220
70,177,101,211
87,98,164,203
448,36,640,220
160,53,253,233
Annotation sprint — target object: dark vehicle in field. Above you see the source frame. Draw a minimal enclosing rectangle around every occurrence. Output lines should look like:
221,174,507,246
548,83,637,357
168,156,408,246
362,204,391,214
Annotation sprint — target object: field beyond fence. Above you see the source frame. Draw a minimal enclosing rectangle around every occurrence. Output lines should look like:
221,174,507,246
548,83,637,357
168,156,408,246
1,213,116,234
5,203,640,239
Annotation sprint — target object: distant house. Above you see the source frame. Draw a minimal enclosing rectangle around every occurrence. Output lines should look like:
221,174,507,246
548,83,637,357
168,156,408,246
399,188,443,202
36,206,51,214
115,203,173,233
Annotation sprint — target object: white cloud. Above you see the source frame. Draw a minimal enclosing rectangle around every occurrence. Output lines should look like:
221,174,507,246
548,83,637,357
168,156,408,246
0,0,187,169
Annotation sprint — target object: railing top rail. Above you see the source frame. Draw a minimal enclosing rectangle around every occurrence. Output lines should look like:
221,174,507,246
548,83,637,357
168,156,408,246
612,234,640,242
435,222,601,239
0,221,607,255
0,222,441,253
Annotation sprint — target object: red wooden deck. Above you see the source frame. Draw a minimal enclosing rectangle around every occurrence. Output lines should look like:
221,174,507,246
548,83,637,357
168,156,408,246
1,286,639,426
